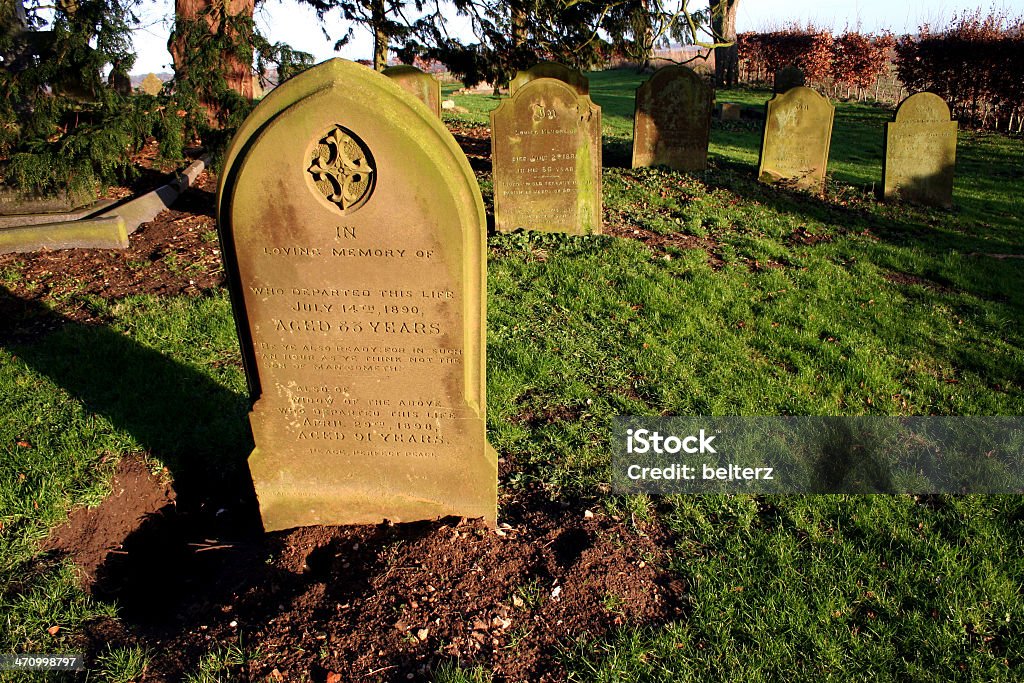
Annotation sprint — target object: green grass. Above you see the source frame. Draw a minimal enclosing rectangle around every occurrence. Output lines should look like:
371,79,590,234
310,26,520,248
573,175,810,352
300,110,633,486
1,68,1023,681
95,644,151,682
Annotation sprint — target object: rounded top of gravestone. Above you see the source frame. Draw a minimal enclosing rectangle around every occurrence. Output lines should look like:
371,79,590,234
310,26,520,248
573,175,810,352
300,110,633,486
492,76,601,133
497,76,598,111
639,64,711,94
509,61,588,95
894,92,951,123
769,85,832,111
217,58,455,230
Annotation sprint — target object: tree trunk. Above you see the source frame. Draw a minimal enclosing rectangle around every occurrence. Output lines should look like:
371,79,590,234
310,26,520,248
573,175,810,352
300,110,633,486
0,0,29,67
710,0,739,88
635,0,653,70
372,0,387,70
510,1,527,48
170,0,255,120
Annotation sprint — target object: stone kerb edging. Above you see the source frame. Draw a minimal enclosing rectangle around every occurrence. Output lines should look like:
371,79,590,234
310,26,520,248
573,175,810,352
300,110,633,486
98,154,210,233
0,155,209,255
0,199,118,230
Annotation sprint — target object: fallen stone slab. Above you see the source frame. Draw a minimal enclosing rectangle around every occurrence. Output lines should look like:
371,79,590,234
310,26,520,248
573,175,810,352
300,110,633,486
98,155,209,233
0,216,128,254
0,154,208,233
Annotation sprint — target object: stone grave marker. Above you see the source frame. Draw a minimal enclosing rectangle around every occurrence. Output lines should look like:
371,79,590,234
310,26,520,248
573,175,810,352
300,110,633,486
757,86,834,194
490,77,602,235
140,73,163,96
882,92,957,207
383,65,442,117
773,65,805,93
216,58,496,531
719,102,742,121
632,65,712,172
509,61,589,96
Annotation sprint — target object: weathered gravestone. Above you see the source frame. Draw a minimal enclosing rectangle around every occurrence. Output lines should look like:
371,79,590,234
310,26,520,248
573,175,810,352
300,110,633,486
490,77,602,235
216,59,497,531
632,65,712,172
383,65,442,117
509,61,589,96
773,65,806,93
882,92,957,208
758,86,834,194
140,73,163,96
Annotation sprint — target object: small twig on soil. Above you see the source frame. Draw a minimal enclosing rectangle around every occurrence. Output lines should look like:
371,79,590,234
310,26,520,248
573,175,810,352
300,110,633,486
365,665,398,676
188,543,236,552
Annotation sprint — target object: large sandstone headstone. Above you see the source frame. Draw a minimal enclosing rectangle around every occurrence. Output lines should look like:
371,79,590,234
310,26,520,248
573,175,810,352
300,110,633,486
509,62,588,96
383,65,442,117
632,65,712,172
882,92,957,208
216,59,496,531
490,77,602,235
757,86,834,194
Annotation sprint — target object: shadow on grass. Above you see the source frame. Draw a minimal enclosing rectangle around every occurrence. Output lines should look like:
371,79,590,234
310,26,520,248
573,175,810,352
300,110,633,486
0,286,271,631
699,157,1024,307
0,287,256,527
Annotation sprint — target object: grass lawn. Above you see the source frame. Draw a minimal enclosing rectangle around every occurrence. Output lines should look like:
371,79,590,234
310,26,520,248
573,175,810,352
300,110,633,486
2,68,1023,681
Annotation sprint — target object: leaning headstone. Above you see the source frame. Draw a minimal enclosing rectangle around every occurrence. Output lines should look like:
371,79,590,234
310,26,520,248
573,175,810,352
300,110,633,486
490,77,602,234
509,61,589,96
773,65,805,93
757,86,834,194
383,65,441,117
632,65,712,172
140,73,163,96
882,92,957,208
216,58,496,530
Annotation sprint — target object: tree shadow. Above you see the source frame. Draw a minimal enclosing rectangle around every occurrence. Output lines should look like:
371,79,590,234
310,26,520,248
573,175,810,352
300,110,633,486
701,156,1024,307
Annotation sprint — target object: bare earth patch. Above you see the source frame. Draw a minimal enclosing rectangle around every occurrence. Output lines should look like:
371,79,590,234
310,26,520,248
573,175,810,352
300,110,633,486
0,172,223,340
43,455,176,591
63,476,684,682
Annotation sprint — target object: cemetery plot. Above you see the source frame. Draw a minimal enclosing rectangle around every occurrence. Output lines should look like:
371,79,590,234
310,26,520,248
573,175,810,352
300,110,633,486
1,64,1023,683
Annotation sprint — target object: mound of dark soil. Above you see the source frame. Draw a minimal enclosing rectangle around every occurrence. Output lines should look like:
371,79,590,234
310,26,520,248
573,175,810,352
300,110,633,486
50,455,683,682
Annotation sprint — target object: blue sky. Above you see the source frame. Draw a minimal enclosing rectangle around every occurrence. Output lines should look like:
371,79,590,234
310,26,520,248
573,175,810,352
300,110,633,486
129,0,1024,74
